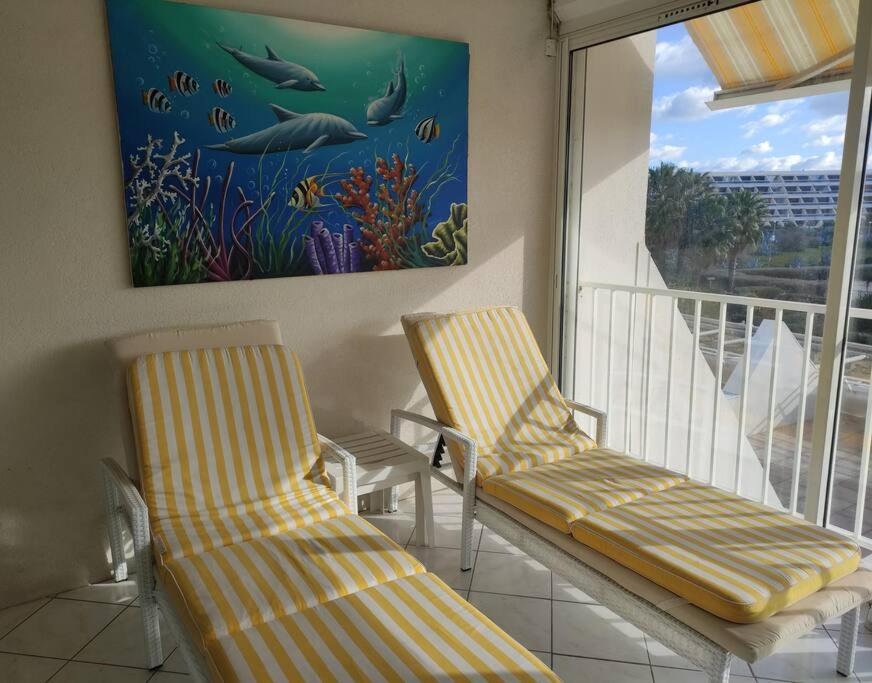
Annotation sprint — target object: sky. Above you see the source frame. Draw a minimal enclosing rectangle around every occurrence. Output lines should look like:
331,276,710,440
649,23,849,173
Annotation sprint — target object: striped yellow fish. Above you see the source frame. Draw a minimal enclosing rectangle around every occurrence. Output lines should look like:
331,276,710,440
415,115,440,143
288,176,324,209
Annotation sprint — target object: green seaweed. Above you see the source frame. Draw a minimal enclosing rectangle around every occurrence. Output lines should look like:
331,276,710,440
129,201,207,286
250,152,349,277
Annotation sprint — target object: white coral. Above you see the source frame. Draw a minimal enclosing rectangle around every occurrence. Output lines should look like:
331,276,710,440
125,132,199,229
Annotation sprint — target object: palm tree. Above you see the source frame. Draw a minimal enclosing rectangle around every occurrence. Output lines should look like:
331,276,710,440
646,163,717,285
723,189,768,293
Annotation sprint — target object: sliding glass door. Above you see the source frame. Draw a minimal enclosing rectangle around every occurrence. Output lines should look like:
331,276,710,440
556,0,872,544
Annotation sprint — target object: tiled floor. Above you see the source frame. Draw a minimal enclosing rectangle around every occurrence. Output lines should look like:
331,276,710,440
1,479,870,682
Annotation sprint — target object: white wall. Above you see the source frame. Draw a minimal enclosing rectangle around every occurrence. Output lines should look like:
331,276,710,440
0,0,555,608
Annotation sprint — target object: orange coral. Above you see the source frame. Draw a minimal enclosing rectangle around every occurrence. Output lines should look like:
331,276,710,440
335,153,423,270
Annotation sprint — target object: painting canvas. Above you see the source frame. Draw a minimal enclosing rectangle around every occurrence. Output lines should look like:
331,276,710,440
105,0,469,287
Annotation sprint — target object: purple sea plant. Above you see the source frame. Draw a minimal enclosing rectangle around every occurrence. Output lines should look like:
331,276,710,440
304,221,363,274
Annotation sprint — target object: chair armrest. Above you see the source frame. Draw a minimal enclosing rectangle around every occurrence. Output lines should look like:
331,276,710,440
100,458,155,595
390,410,478,497
391,409,479,569
564,398,608,447
390,410,478,459
319,435,358,508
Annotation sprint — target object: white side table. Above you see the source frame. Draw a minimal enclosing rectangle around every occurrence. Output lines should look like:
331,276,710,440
327,431,435,547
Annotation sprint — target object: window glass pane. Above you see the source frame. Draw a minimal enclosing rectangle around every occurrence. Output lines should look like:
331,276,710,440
571,0,854,514
830,136,872,539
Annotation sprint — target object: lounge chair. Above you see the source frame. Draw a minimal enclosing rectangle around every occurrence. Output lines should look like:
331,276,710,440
395,306,872,683
101,320,557,682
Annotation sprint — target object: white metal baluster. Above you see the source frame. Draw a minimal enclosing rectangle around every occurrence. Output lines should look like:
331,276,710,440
664,300,678,470
642,294,655,462
589,289,598,412
762,309,783,506
686,300,702,477
606,290,615,445
625,291,636,453
735,305,755,495
790,313,814,515
853,355,872,539
709,303,727,486
588,289,598,410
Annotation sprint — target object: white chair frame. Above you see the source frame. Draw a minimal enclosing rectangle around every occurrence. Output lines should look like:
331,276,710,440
390,401,861,683
101,436,357,680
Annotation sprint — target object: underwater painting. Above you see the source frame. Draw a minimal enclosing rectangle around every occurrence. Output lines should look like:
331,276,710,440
105,0,469,287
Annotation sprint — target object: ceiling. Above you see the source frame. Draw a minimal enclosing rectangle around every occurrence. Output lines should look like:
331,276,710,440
554,0,667,29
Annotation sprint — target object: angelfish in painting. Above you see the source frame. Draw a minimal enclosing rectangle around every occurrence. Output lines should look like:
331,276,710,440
213,79,232,97
289,176,325,209
415,115,440,143
168,70,199,96
141,87,171,113
207,104,367,155
217,43,326,91
208,107,236,133
366,55,406,126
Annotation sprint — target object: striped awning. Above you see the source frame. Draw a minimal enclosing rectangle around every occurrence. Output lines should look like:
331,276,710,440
686,0,857,109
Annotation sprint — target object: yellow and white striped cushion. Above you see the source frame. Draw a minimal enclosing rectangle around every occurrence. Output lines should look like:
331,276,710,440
209,572,559,682
152,482,349,560
482,449,686,533
571,481,861,623
161,514,426,639
403,307,595,483
127,346,328,522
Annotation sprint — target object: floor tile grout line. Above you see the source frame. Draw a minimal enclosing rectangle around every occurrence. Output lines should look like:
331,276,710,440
547,651,659,668
0,649,70,663
55,601,134,677
44,659,73,682
52,595,137,607
0,598,51,641
466,588,560,602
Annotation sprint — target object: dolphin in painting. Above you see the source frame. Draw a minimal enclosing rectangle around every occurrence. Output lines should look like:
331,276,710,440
217,43,326,91
206,105,367,155
366,55,406,126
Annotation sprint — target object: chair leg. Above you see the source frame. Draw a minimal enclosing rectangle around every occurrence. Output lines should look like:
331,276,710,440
140,595,164,669
388,485,399,512
460,498,474,571
838,606,860,676
706,651,732,683
414,475,426,547
102,470,128,582
413,470,435,547
421,470,435,548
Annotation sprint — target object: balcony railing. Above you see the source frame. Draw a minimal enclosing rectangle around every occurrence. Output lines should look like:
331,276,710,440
577,281,872,547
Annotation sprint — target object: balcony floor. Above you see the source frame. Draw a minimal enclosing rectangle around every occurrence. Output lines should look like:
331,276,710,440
747,414,872,536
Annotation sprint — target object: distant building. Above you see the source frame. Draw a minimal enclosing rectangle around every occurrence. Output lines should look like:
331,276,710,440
708,171,872,229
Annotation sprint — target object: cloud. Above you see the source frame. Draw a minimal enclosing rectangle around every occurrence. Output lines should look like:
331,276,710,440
804,115,847,135
737,102,804,138
805,134,845,148
650,143,688,161
800,151,841,170
654,36,712,79
653,86,716,121
741,113,789,138
746,141,773,154
706,151,841,172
